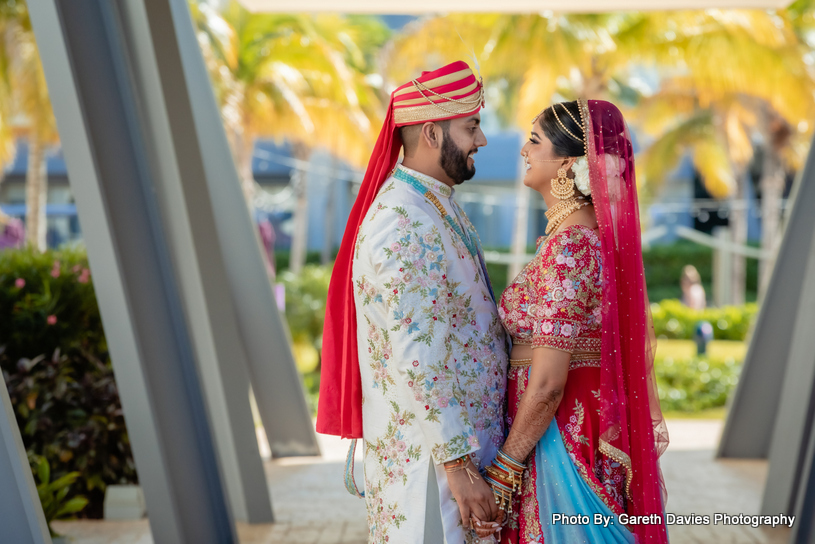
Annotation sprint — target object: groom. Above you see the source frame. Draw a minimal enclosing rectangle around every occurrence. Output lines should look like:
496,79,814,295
318,61,508,543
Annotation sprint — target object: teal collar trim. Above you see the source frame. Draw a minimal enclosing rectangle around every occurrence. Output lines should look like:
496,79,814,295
395,164,453,198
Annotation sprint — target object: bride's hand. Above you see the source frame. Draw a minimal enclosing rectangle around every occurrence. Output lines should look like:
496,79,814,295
471,514,502,539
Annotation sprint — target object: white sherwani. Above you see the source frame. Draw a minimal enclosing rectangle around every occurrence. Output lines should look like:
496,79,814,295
353,165,508,543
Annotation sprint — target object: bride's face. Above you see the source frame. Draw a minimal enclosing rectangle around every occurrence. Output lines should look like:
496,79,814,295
520,122,575,195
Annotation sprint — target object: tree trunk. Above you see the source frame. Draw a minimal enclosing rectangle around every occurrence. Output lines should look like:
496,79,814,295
759,148,785,299
321,155,337,266
509,155,530,281
237,131,256,213
25,135,47,251
289,144,311,274
758,106,791,300
729,169,748,306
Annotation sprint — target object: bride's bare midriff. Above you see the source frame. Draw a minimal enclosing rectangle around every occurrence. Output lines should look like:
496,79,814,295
510,344,598,363
510,344,534,361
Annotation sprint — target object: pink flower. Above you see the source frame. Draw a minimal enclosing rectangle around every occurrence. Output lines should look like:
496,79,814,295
391,242,402,252
438,397,449,408
467,435,479,448
566,257,576,267
78,269,90,284
50,264,61,278
46,315,57,325
561,279,572,289
561,324,573,337
566,288,577,300
556,254,566,265
14,278,25,289
542,321,553,334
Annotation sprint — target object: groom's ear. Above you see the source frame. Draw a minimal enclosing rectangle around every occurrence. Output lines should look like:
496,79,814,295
420,121,442,150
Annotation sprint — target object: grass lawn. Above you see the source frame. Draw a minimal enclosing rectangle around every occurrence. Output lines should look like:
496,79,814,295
656,339,747,361
662,407,727,420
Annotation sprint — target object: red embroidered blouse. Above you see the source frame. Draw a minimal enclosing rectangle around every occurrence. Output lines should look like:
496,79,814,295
499,224,603,356
499,225,629,543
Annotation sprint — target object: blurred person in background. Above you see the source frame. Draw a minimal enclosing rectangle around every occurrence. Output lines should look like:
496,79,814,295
318,61,507,543
681,264,706,310
488,100,669,543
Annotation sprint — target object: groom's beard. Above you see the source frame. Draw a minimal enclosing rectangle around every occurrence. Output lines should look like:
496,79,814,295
440,136,476,185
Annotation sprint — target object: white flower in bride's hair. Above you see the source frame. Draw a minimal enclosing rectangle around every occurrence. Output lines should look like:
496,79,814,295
605,153,626,178
571,156,591,196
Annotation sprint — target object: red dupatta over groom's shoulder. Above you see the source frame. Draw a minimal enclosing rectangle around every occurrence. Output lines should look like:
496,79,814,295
317,61,485,439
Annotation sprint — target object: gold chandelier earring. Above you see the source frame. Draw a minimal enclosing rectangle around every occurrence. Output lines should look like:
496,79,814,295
550,167,575,200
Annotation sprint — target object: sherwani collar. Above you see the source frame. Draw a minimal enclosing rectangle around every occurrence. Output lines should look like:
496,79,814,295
396,164,453,198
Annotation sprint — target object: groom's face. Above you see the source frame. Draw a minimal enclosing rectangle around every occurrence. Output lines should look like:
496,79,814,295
438,114,487,185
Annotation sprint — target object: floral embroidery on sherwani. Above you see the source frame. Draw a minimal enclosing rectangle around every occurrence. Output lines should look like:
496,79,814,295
499,225,627,544
354,166,508,543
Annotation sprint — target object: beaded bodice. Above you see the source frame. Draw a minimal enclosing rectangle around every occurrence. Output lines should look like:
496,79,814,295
498,225,603,353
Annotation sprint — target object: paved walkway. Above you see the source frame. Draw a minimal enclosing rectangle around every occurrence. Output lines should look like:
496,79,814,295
52,419,792,544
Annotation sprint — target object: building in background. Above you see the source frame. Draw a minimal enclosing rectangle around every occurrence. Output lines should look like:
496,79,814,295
3,129,781,254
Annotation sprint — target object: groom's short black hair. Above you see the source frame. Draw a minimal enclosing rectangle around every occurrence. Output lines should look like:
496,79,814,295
400,120,451,158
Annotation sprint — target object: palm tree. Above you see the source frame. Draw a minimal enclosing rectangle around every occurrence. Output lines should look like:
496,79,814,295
0,17,15,169
386,13,648,278
387,11,815,300
192,2,387,272
0,0,59,252
635,10,815,301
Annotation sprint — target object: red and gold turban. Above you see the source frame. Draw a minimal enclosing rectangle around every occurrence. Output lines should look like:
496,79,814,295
317,61,484,439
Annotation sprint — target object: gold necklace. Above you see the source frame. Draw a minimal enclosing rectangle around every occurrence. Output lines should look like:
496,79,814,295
544,196,589,235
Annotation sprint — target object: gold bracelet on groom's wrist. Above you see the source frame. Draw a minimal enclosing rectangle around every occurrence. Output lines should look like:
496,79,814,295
444,455,479,484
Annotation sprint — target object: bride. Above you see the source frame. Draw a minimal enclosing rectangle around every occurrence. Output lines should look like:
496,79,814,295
480,99,670,543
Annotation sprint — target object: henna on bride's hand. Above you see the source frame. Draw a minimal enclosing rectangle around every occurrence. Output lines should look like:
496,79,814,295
502,387,562,462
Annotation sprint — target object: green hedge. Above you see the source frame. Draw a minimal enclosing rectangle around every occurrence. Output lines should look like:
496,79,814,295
651,299,758,341
484,240,760,303
642,240,759,302
655,353,742,413
0,247,136,519
278,265,332,414
278,264,758,415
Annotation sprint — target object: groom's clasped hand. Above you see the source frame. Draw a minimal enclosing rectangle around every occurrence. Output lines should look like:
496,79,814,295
444,455,503,538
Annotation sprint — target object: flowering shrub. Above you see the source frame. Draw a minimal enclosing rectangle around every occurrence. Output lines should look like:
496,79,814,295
0,247,136,518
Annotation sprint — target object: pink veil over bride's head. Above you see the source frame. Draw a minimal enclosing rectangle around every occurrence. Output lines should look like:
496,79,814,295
576,99,669,541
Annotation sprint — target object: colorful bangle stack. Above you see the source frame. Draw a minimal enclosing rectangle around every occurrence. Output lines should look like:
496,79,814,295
483,449,527,513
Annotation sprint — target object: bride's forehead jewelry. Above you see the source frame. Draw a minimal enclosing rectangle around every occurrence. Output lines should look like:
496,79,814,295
558,102,581,129
523,152,570,164
575,100,588,157
551,104,584,144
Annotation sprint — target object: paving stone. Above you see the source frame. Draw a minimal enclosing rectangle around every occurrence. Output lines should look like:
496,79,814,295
47,419,794,544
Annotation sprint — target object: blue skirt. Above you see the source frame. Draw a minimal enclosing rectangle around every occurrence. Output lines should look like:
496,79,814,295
533,420,636,544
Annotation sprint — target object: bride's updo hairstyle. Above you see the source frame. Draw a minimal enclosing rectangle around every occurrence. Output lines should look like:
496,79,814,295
537,100,586,158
